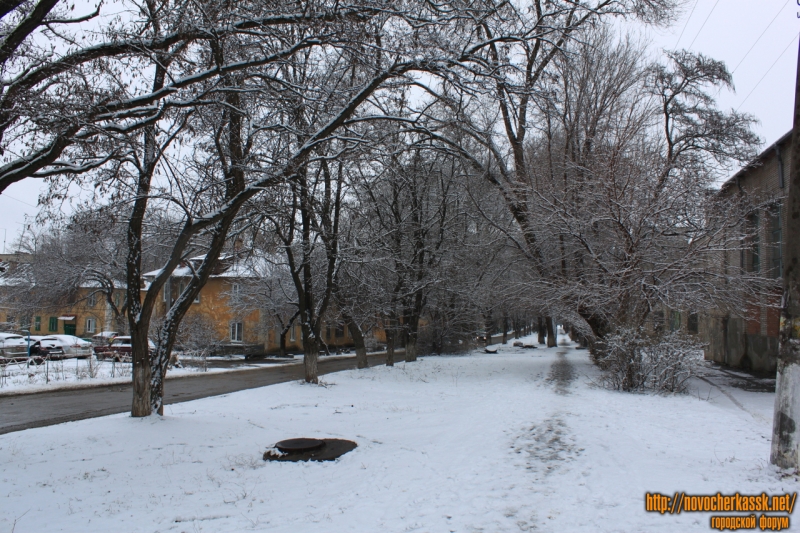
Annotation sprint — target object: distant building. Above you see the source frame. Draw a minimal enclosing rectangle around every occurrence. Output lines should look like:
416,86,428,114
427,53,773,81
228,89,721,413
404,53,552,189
1,249,363,354
143,254,356,355
0,252,125,337
702,130,791,373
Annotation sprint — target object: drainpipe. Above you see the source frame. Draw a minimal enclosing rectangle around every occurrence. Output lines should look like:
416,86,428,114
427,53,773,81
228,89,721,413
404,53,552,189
777,144,785,189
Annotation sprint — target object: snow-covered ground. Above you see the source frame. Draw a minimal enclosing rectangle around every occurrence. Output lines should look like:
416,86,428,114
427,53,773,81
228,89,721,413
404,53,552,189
0,357,257,394
0,354,307,395
0,335,795,532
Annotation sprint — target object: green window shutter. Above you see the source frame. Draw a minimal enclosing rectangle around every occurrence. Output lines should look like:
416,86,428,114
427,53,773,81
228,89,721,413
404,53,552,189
49,317,58,332
34,316,41,331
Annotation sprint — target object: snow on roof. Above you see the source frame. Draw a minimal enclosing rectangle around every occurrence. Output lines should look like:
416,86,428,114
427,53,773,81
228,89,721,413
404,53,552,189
143,253,274,281
0,261,126,289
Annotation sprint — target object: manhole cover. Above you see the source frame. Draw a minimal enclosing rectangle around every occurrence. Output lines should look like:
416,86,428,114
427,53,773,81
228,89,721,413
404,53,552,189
275,438,325,453
264,438,357,462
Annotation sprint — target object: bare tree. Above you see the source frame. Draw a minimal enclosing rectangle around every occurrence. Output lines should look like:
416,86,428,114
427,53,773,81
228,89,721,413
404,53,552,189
3,0,690,415
419,26,760,346
5,206,173,333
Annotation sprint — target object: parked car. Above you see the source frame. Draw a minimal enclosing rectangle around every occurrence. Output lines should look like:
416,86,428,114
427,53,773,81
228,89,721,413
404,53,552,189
23,335,66,359
92,331,118,346
25,341,51,365
0,333,40,364
39,335,93,359
0,332,28,359
94,336,155,362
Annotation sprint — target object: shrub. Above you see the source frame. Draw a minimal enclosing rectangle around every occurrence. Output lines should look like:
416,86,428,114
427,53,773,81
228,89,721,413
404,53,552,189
592,328,704,393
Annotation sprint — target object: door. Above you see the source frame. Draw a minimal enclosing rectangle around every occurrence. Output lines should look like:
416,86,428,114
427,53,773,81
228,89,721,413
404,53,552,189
64,324,76,335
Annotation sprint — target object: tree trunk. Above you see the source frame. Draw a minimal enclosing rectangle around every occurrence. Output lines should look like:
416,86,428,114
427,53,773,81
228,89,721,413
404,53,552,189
346,318,368,369
546,316,557,348
537,317,545,344
502,311,508,344
130,325,152,417
385,328,395,367
484,313,494,346
772,38,800,469
405,335,417,362
303,333,319,383
151,346,168,416
278,329,287,357
405,316,419,362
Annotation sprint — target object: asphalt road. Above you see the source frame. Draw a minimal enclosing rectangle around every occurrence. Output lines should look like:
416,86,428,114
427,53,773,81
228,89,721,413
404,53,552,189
0,352,394,435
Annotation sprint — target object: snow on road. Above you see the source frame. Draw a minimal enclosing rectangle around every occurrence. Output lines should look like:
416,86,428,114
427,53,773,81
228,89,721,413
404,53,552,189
0,336,795,532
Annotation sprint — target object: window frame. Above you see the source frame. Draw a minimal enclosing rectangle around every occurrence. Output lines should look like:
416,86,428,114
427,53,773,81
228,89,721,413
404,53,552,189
750,213,761,273
230,321,243,343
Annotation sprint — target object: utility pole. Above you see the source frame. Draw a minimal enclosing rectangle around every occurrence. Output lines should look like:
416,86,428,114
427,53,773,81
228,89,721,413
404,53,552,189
772,35,800,470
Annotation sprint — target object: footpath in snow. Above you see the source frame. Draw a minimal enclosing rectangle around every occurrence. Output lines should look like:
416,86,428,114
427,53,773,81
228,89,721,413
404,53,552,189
0,335,795,532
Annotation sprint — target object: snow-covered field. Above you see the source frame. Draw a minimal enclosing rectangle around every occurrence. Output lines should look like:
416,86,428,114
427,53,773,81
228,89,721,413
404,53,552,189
0,335,795,532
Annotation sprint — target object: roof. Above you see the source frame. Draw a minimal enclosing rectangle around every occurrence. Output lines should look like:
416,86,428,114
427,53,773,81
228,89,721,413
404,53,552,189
143,253,273,281
0,262,126,289
719,129,792,194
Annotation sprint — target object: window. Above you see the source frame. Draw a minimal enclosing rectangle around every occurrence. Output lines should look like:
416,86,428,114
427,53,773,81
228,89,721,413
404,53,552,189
325,323,331,339
335,324,345,338
771,205,782,279
687,313,699,335
34,316,41,332
289,324,296,342
178,281,200,303
669,311,681,332
87,292,96,307
114,291,121,308
230,322,243,342
652,310,664,333
86,318,96,333
750,214,760,273
48,317,58,332
163,279,170,303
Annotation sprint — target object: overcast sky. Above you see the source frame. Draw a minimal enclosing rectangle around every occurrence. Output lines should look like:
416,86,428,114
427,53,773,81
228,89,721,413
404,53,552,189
0,0,797,250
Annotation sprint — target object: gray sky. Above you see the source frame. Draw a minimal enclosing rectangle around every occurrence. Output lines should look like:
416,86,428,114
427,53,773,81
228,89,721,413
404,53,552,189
0,0,797,249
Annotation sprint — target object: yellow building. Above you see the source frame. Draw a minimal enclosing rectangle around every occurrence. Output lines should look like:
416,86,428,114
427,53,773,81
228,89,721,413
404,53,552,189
1,251,359,353
40,286,125,337
144,255,354,355
0,286,126,338
0,253,126,337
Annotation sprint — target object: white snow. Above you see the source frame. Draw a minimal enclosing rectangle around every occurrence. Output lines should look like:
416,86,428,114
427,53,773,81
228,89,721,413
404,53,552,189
0,357,280,394
0,335,795,532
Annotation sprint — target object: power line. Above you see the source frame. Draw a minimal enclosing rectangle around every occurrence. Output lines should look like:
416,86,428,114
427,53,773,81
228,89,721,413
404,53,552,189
732,0,791,74
687,0,722,50
674,0,699,49
737,33,798,111
0,193,37,208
